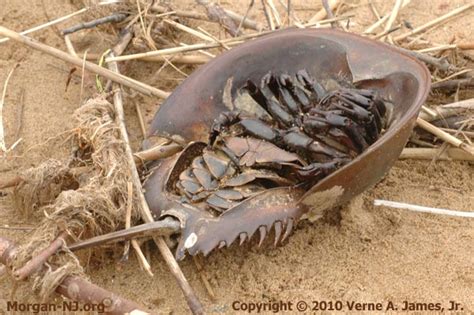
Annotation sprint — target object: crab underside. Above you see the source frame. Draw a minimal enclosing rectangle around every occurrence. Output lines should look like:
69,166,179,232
145,69,394,259
143,29,430,260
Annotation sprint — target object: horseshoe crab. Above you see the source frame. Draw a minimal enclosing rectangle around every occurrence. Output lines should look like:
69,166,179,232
70,29,430,260
141,28,430,259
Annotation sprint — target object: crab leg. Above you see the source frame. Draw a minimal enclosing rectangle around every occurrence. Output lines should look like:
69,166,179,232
274,75,300,114
209,110,242,144
283,129,347,157
310,109,370,151
333,89,387,130
247,74,295,127
330,100,380,143
295,69,327,101
284,77,312,112
296,158,350,179
239,118,281,142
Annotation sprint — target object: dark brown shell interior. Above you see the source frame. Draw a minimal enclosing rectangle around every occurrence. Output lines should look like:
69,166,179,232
145,28,430,219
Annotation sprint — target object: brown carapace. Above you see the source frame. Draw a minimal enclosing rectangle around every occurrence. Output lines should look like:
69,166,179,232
143,29,430,260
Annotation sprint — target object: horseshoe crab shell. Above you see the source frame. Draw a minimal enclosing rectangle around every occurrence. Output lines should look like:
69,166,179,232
144,28,430,258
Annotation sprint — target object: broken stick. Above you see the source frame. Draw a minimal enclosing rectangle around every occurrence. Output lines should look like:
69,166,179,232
108,52,203,314
0,26,170,99
0,237,147,314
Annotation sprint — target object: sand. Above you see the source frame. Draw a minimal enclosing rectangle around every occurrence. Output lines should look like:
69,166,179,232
0,0,473,314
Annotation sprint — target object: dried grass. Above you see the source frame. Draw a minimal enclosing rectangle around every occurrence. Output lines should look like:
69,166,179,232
10,96,140,300
12,159,78,216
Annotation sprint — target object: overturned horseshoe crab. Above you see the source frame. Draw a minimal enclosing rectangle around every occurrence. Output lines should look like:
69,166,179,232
73,29,430,260
141,28,431,259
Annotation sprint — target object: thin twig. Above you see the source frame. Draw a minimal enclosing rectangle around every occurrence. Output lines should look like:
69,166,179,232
421,105,437,118
105,31,155,277
441,98,474,109
197,0,241,36
308,0,340,24
123,182,133,259
267,0,282,28
371,24,401,40
394,4,473,41
164,19,215,42
193,256,216,300
416,117,474,156
0,63,19,154
417,42,474,53
108,20,343,63
364,13,388,34
151,4,263,31
136,0,148,45
400,148,474,161
0,26,170,99
0,237,147,313
107,52,203,314
374,199,474,218
13,88,25,152
433,69,473,84
262,0,275,30
380,0,403,42
277,0,304,27
0,8,88,44
223,8,265,31
142,55,213,65
61,13,128,35
418,105,470,122
180,42,216,58
431,77,474,91
363,0,411,34
369,0,381,20
164,19,230,54
304,14,354,28
64,35,78,58
129,187,154,277
197,27,230,50
80,49,88,100
13,232,68,281
394,46,455,72
134,102,147,138
237,0,255,34
440,128,474,138
106,39,243,62
7,138,22,153
0,225,34,231
131,240,153,276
